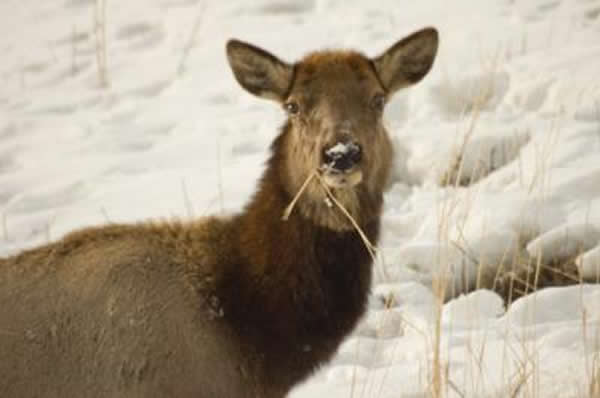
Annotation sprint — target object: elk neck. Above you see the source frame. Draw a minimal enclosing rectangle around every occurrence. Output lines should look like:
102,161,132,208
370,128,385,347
220,131,383,384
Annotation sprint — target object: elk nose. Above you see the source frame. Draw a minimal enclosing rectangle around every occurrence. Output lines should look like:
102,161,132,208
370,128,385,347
322,141,362,172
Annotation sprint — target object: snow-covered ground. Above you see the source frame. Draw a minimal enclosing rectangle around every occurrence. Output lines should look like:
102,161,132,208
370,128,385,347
2,0,600,396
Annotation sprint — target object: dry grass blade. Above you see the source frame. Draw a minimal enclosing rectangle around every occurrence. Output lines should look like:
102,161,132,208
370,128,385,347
591,355,600,398
181,179,195,218
447,378,466,398
509,365,534,398
281,171,317,221
281,170,379,263
431,276,445,398
2,212,9,242
538,262,580,283
178,1,207,75
314,172,379,260
94,0,109,87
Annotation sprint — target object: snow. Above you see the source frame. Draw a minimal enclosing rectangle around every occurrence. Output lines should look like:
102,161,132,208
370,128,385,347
325,141,360,158
526,222,600,263
2,0,600,397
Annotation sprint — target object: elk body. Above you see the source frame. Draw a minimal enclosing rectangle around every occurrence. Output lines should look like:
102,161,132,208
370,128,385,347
0,28,438,398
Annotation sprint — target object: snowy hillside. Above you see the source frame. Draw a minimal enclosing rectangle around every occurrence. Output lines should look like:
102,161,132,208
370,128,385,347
2,0,600,396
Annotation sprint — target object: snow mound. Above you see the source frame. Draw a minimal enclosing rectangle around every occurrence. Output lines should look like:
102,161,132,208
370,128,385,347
526,223,600,263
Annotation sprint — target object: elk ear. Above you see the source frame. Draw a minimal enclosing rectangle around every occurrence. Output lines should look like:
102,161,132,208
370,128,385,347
226,40,294,103
372,27,438,95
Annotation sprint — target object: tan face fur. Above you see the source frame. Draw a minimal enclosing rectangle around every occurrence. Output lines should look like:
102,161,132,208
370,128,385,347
227,28,438,230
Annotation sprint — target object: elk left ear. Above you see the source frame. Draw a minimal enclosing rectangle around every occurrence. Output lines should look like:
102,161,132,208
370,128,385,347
372,27,438,95
226,39,294,103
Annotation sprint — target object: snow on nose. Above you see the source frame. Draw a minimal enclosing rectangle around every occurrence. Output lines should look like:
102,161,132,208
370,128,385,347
322,141,362,173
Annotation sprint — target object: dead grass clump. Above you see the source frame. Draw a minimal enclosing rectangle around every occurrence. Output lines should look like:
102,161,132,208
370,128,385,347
477,250,581,306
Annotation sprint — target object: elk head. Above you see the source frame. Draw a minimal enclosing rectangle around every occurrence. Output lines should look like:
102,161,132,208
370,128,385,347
227,28,438,231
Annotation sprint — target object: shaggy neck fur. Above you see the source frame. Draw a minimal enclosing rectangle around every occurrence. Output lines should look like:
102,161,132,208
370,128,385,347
223,130,383,390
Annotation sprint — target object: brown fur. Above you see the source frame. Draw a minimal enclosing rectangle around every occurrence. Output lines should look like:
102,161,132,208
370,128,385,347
0,28,437,398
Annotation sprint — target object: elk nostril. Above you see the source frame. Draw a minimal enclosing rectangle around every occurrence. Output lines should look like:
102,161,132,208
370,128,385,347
350,146,362,164
322,142,362,172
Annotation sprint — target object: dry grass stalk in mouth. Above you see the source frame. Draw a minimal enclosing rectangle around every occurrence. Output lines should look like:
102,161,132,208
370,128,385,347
314,172,379,261
282,169,379,263
281,170,318,221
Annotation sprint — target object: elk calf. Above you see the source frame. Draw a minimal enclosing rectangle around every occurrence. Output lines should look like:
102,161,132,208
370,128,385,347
0,28,438,398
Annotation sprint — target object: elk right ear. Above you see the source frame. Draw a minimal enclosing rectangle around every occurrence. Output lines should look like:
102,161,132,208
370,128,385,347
372,27,438,95
226,40,294,103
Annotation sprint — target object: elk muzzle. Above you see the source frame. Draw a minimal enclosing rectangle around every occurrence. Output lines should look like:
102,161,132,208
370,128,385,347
320,140,363,189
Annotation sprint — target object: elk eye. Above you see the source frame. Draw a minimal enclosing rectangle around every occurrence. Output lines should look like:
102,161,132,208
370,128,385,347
284,101,300,115
370,93,386,111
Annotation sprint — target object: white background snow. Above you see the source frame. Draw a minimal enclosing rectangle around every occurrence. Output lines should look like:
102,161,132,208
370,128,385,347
1,0,600,396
